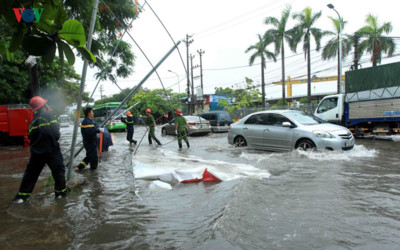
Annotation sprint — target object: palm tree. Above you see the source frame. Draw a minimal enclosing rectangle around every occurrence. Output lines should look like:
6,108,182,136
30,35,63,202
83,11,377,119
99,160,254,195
245,34,276,108
289,7,324,100
322,16,353,93
264,5,292,102
357,14,395,67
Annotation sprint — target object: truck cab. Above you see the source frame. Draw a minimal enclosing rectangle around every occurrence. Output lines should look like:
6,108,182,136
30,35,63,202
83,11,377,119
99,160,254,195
314,94,344,125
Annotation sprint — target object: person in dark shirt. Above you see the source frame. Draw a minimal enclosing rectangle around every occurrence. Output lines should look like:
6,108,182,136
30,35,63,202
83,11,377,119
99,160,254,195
76,107,102,171
13,96,67,202
121,111,137,145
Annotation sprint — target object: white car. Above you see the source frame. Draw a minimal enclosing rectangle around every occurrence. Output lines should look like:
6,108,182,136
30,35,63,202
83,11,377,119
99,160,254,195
58,115,70,127
228,110,355,152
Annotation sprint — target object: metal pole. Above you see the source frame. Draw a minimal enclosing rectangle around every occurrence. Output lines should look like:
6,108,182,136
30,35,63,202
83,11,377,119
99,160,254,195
67,0,99,180
328,4,343,94
197,49,205,110
168,70,181,110
190,54,195,114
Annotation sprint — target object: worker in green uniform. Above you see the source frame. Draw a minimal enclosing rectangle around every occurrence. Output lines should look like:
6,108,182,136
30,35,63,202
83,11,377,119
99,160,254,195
174,109,190,149
145,108,162,146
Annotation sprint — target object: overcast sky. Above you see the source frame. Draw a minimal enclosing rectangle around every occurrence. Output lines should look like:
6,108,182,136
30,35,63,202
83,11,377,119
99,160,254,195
79,0,400,101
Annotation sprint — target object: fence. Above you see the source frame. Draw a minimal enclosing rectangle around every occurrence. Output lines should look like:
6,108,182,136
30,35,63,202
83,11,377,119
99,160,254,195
228,103,319,121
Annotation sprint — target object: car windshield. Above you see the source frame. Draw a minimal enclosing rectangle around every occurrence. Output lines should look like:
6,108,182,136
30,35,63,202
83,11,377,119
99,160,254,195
285,111,325,125
185,116,207,122
59,116,69,123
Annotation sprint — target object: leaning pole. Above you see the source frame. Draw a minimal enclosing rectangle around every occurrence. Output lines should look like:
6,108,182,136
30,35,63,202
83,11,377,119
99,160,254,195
67,0,99,180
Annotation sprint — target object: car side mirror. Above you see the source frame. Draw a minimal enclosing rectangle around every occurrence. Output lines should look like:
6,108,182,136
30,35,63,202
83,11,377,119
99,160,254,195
282,122,292,127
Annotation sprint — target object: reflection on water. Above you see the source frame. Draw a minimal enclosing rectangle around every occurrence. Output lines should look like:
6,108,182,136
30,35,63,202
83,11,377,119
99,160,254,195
1,127,400,249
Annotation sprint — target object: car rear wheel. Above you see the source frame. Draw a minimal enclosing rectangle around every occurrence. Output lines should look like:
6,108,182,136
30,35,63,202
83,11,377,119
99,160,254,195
296,139,316,151
162,128,167,136
234,136,247,147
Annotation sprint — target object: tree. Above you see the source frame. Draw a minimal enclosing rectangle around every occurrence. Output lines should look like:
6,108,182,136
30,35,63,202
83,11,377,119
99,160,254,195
245,34,276,108
0,0,139,101
290,7,324,100
128,89,182,119
357,14,395,67
322,16,353,93
65,0,138,85
214,87,234,96
223,77,261,114
0,51,90,114
264,5,292,102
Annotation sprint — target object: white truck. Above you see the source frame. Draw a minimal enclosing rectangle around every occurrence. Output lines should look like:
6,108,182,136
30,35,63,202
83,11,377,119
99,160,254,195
314,62,400,137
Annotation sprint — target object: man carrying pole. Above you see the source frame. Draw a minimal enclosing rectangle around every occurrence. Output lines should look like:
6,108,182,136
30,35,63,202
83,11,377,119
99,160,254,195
121,111,137,145
76,107,103,171
174,109,190,149
145,108,162,146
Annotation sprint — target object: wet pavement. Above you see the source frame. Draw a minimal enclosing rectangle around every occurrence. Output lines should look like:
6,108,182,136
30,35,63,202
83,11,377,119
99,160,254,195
1,125,400,249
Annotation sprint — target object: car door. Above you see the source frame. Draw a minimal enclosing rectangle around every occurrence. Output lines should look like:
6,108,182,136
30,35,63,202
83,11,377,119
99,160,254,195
262,113,294,151
242,114,267,148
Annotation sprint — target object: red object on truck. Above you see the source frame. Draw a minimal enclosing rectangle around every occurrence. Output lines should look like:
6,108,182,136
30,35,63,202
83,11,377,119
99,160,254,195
0,104,33,147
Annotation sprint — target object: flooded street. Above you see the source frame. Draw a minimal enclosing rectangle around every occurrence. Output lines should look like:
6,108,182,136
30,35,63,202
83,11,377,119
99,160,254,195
1,125,400,249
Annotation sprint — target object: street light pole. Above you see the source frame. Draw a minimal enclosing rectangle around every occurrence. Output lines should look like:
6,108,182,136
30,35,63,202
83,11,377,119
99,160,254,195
168,70,181,110
328,3,342,94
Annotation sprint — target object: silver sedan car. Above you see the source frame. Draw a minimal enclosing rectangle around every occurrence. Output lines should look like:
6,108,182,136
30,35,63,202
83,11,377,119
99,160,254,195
161,116,211,136
228,110,355,152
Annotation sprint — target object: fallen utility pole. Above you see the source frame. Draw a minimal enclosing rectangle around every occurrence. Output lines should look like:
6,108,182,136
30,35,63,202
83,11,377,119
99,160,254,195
112,101,141,120
65,41,181,174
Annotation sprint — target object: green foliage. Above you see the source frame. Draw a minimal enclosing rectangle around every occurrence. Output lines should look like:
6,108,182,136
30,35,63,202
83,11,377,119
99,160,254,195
93,88,183,118
0,53,29,104
0,0,139,107
275,99,289,107
357,14,395,66
214,87,234,95
299,97,309,104
1,1,96,65
129,89,182,117
225,77,261,114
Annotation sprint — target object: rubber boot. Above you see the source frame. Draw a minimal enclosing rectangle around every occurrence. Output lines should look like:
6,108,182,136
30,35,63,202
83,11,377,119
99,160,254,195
75,161,87,171
154,137,162,146
178,143,182,149
186,141,190,148
13,194,29,203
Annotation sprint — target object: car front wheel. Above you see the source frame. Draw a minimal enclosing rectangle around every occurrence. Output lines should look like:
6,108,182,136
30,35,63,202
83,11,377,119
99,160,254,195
234,136,247,147
296,139,315,151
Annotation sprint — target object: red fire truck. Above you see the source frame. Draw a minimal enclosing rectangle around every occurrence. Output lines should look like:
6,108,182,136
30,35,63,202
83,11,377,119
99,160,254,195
0,104,33,147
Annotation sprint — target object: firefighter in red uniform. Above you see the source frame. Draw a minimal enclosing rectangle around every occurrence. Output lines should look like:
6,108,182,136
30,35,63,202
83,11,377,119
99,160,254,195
13,96,67,202
76,107,102,171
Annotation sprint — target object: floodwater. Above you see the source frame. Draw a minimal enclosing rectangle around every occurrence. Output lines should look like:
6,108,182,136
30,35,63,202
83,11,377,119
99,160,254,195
1,125,400,249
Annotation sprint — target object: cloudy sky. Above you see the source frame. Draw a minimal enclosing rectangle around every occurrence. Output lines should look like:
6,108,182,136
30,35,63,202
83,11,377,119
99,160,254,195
79,0,400,100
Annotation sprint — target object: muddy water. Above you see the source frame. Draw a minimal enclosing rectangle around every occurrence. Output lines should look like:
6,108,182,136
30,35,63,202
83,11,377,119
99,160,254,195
1,126,400,249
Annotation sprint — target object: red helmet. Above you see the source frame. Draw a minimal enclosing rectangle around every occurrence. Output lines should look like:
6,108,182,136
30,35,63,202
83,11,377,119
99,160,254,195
175,109,182,115
29,96,48,111
126,111,132,117
145,108,151,113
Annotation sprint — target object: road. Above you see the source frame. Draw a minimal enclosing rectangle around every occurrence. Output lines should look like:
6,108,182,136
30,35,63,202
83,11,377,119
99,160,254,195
1,125,400,249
